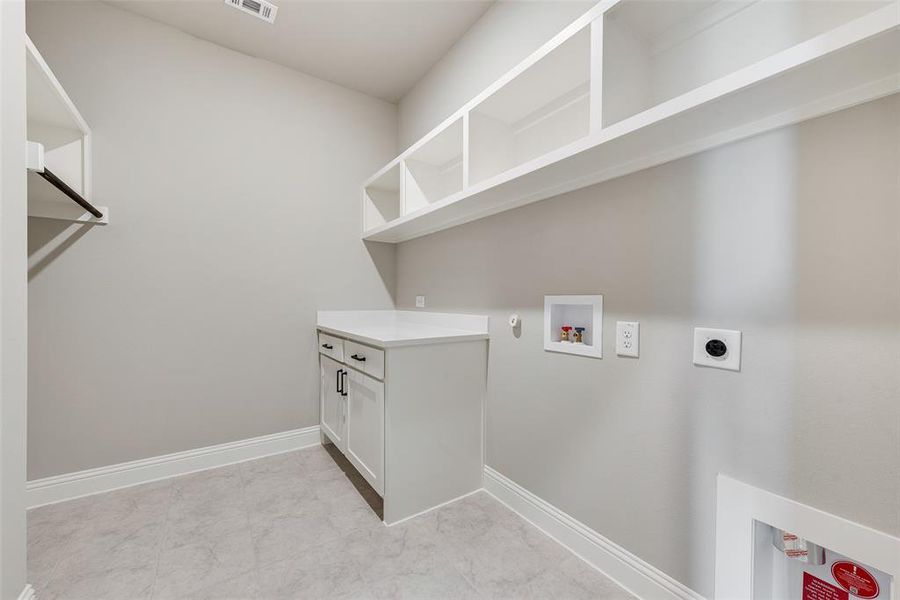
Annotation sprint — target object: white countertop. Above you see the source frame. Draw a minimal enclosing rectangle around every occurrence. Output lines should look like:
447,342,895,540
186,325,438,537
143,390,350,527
317,310,489,348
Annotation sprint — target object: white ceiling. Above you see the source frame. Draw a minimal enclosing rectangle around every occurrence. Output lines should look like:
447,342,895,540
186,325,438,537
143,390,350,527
107,0,494,102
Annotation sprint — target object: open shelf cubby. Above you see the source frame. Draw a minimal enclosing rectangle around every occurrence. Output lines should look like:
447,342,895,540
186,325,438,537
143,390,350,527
601,0,893,127
469,26,591,185
361,0,900,243
544,295,603,358
402,118,464,214
363,163,401,232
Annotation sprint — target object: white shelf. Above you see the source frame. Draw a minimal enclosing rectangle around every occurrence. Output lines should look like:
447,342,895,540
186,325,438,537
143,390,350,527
26,36,106,225
469,27,591,185
362,0,900,243
362,162,400,231
403,118,463,213
601,0,892,126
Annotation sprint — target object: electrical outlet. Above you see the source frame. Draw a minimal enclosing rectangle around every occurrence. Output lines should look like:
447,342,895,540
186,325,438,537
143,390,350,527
616,321,639,357
693,327,741,371
415,295,426,308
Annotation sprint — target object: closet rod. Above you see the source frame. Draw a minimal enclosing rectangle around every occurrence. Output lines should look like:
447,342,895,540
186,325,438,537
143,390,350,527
36,167,103,219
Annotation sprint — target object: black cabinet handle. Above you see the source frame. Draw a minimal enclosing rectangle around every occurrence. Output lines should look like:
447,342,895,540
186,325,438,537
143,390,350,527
350,354,366,362
322,344,333,350
340,370,347,397
335,368,341,394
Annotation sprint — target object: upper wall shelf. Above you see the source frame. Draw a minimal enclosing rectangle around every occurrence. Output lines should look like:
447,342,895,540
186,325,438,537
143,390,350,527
26,36,108,225
362,0,900,243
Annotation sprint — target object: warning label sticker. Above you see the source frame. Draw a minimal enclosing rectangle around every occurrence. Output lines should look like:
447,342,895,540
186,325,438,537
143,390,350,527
832,561,881,598
804,572,850,600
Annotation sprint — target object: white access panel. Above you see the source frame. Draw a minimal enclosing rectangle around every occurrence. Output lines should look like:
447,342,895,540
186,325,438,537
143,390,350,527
716,475,900,600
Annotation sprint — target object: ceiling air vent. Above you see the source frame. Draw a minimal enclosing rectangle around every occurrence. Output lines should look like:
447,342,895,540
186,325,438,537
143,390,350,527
224,0,278,24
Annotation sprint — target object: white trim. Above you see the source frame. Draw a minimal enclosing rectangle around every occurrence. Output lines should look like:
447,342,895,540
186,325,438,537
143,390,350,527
17,584,35,600
26,426,321,508
715,474,900,600
484,466,704,600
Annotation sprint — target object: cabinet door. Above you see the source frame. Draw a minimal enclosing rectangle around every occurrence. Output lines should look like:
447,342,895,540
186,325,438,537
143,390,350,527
320,356,346,451
346,369,384,495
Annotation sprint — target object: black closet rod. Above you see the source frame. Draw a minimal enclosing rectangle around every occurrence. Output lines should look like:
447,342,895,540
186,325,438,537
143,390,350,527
37,167,103,219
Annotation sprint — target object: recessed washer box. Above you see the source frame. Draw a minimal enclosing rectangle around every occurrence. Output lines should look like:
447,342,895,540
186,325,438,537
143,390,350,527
544,295,603,358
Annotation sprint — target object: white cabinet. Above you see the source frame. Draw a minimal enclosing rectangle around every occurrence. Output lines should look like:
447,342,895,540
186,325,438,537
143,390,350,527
345,369,384,495
319,345,385,496
319,355,347,452
317,313,488,525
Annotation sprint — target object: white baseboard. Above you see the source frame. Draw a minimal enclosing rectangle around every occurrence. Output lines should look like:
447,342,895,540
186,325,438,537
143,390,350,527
18,584,35,600
26,426,321,508
484,466,705,600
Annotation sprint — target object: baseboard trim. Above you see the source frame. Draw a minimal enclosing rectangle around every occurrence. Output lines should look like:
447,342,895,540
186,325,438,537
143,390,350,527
483,466,705,600
26,426,321,508
18,584,35,600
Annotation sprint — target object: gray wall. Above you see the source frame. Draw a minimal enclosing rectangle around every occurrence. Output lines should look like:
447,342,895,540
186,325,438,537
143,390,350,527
1,1,29,596
395,4,900,594
395,96,900,596
25,1,398,480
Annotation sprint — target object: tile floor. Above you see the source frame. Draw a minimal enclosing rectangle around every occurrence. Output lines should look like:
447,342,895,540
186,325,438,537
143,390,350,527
28,445,634,599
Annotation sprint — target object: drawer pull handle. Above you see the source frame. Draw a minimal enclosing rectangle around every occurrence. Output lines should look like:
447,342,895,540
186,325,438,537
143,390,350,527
340,370,347,397
351,354,366,362
336,368,342,394
322,343,333,350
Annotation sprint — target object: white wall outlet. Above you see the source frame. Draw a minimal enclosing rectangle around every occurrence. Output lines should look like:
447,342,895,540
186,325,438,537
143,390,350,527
415,295,426,308
693,327,741,371
616,321,639,357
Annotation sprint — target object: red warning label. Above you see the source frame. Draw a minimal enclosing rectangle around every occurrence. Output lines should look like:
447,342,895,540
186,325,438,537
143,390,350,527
832,561,880,598
804,572,849,600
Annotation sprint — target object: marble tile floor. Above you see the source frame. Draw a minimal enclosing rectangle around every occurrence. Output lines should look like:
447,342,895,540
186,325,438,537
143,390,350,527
28,445,635,600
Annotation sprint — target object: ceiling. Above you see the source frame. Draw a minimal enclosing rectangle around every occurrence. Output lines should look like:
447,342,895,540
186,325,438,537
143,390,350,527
106,0,493,102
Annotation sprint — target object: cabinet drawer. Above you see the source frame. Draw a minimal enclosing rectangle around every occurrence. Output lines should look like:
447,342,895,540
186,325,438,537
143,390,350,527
344,340,384,380
318,332,344,362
